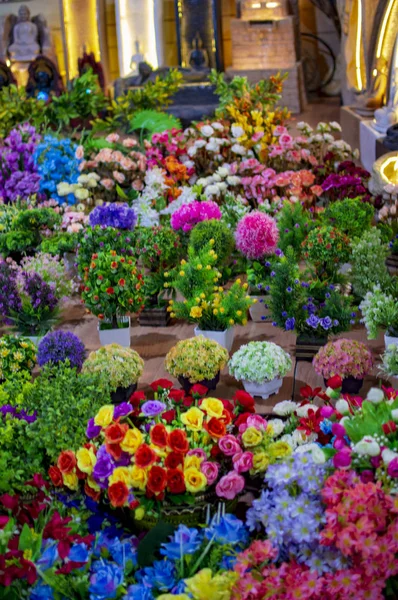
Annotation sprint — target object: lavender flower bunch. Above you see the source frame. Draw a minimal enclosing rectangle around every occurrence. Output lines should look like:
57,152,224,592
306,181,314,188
37,331,86,370
89,203,137,230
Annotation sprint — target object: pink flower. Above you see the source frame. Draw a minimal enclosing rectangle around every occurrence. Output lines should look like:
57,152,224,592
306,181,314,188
333,448,352,469
123,138,138,148
219,434,241,456
233,451,253,473
279,133,293,148
75,145,84,160
132,179,144,191
273,125,288,137
252,131,264,142
100,178,115,190
235,211,279,260
201,461,219,485
387,457,398,478
119,157,134,170
216,471,245,500
106,133,120,143
113,171,126,184
320,406,335,418
170,200,221,232
187,448,207,460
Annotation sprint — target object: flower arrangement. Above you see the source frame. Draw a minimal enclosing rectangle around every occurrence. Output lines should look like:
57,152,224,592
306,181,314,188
323,197,374,239
76,225,135,276
321,160,372,203
20,252,73,301
34,135,82,203
229,342,292,384
165,336,229,384
235,211,279,260
350,228,391,299
189,219,235,266
37,330,85,370
88,202,137,230
0,334,36,380
380,344,398,378
313,338,373,381
83,344,144,392
166,244,253,331
360,284,398,338
0,124,41,203
81,250,145,328
170,200,221,233
302,225,351,280
277,201,313,260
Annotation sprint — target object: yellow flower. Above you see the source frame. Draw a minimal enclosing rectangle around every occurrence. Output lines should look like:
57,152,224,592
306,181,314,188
251,451,270,474
213,309,218,315
184,468,207,493
268,441,292,460
76,447,97,474
19,342,29,349
236,310,242,317
120,428,143,454
0,349,9,357
220,308,225,313
129,465,148,491
135,507,145,521
109,467,131,487
181,259,187,265
184,569,238,600
209,239,215,245
242,426,263,447
63,472,79,491
158,595,190,600
206,265,211,270
229,319,234,325
200,293,205,299
184,455,203,470
181,407,204,431
190,306,202,319
242,319,248,326
197,264,203,270
87,476,100,491
94,405,114,427
201,397,224,418
243,283,248,290
179,271,185,277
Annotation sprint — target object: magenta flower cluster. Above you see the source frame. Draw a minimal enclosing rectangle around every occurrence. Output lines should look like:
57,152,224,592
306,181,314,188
235,211,279,260
170,200,221,232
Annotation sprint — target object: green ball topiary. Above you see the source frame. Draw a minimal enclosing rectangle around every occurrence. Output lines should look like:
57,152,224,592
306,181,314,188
188,219,234,266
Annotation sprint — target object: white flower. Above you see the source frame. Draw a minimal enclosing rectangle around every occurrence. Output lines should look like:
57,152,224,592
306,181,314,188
74,188,89,201
204,184,220,197
273,400,296,416
391,409,398,422
354,436,380,457
187,146,197,157
57,182,72,197
200,125,214,137
323,133,334,143
216,167,229,178
329,121,342,132
195,140,207,148
382,448,398,464
366,388,384,404
231,143,247,156
295,443,326,464
206,141,219,152
211,122,224,131
335,399,350,415
267,419,285,437
226,176,240,186
280,433,295,448
292,430,317,446
296,121,311,132
231,124,245,138
217,182,227,192
296,404,313,418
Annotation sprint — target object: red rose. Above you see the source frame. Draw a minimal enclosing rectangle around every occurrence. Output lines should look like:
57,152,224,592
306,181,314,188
235,412,252,428
210,444,222,458
168,429,189,454
183,396,194,408
106,443,122,461
233,390,255,412
57,451,76,474
150,379,174,392
220,409,232,425
49,466,64,487
382,421,397,435
167,468,186,494
104,422,128,445
135,444,157,468
150,423,168,448
190,384,208,397
206,418,226,439
147,466,167,495
118,278,126,286
76,467,87,480
162,409,176,424
129,499,139,510
84,482,101,502
130,390,146,407
165,451,184,469
327,375,342,390
221,399,234,413
108,481,129,507
169,390,186,404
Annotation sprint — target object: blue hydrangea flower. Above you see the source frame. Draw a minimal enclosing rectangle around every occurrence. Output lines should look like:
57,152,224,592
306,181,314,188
34,135,82,204
160,525,203,561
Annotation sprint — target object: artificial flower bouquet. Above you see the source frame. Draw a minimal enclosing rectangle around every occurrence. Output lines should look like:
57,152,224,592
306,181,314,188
313,338,373,382
83,344,144,393
19,252,74,301
229,342,292,384
76,225,135,276
37,330,86,370
165,336,229,386
0,334,36,380
81,250,145,329
235,211,279,261
360,283,398,339
170,200,222,233
89,202,137,230
301,225,351,281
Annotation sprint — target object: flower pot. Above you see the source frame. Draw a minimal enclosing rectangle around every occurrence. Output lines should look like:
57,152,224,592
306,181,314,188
386,253,398,276
323,376,363,394
178,372,220,395
249,297,270,322
194,326,235,352
139,306,170,327
296,334,328,362
385,333,398,348
242,378,283,400
111,383,137,404
24,335,41,346
98,317,131,347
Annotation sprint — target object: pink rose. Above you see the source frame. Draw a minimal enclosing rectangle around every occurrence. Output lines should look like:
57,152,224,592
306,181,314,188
279,133,293,148
233,451,253,474
320,406,335,419
201,461,219,485
216,471,245,500
113,171,126,184
75,145,84,160
333,449,351,469
132,179,144,191
252,131,264,142
187,448,207,460
273,125,288,137
123,138,138,148
218,435,241,456
239,415,267,434
106,133,120,143
100,178,115,190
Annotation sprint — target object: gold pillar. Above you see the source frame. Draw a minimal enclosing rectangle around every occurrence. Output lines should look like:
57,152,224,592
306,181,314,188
61,0,101,80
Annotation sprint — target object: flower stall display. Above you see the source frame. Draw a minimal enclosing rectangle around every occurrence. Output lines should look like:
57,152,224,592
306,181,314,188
164,336,229,392
80,250,145,346
83,344,144,403
313,338,373,393
0,334,36,380
302,225,351,281
360,283,398,346
229,342,292,399
166,244,253,351
37,331,86,370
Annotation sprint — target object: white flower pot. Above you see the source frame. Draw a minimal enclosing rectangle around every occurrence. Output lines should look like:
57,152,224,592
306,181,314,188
249,296,270,322
25,335,41,346
98,317,131,347
385,333,398,348
242,377,283,400
194,326,235,352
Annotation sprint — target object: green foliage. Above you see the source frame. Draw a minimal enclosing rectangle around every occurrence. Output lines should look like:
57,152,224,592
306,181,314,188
350,228,391,299
0,85,48,136
343,399,397,443
277,201,313,259
246,257,278,295
302,225,351,280
130,109,181,139
0,335,36,381
83,344,144,391
76,226,136,276
269,249,301,329
0,207,62,256
220,194,250,230
189,219,235,266
39,232,79,256
323,197,374,238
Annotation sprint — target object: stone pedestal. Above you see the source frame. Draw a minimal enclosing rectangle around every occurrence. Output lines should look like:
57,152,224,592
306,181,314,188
359,120,385,172
339,106,364,153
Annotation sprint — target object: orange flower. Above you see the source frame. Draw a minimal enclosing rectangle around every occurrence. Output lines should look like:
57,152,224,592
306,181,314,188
118,278,126,287
111,261,118,269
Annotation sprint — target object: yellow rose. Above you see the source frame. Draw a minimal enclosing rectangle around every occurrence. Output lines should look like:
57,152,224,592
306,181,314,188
201,398,224,419
251,451,271,474
158,595,190,600
242,426,263,447
129,465,148,491
184,455,203,471
94,405,114,427
190,306,203,319
120,428,143,454
181,407,204,431
109,467,131,487
184,569,238,600
63,472,79,491
184,468,207,493
87,476,100,492
76,447,97,474
268,441,292,460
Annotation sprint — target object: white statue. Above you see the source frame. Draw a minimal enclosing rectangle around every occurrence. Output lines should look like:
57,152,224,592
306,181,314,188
4,5,52,63
373,37,398,133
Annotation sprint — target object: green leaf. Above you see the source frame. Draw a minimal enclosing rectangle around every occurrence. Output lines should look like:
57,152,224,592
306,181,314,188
18,523,33,551
130,110,181,137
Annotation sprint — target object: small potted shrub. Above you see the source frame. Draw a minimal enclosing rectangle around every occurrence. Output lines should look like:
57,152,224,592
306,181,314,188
350,229,390,300
0,335,36,381
380,344,398,382
229,341,292,399
83,344,144,403
165,336,229,393
81,250,145,347
277,201,312,260
189,219,235,267
37,331,86,370
302,225,351,281
313,338,373,394
323,197,374,239
360,284,398,347
76,225,136,278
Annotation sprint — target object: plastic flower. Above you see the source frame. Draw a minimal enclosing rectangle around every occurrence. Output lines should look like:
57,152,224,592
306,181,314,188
235,211,279,260
161,525,203,561
171,200,222,232
313,338,373,380
37,331,85,369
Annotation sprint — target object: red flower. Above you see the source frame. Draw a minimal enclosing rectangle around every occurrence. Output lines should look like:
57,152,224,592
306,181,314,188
111,261,118,269
162,409,176,424
168,429,189,454
167,468,186,494
108,481,129,507
118,278,126,286
57,451,76,475
300,385,322,400
0,493,19,512
235,412,252,428
233,390,255,412
84,482,101,502
168,389,185,404
98,314,104,320
147,466,167,495
183,396,194,408
135,444,157,468
25,474,48,490
150,423,168,448
104,422,128,445
165,452,184,469
105,443,122,461
382,421,397,436
130,390,146,407
298,409,322,435
150,379,174,391
206,417,226,438
106,287,115,295
190,384,208,397
327,375,342,390
221,399,234,413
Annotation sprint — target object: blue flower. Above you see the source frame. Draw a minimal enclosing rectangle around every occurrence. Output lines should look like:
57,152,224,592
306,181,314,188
333,319,339,326
325,293,331,299
89,203,137,230
270,271,276,277
320,317,332,330
136,560,176,592
286,287,292,293
285,317,295,331
30,583,54,600
108,538,137,567
69,542,89,564
205,514,249,545
37,541,58,570
161,525,203,561
123,585,154,600
306,314,319,329
281,311,287,318
89,560,124,599
265,261,271,267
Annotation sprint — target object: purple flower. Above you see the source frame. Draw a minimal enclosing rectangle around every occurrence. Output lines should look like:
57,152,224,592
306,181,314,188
37,331,85,369
114,402,133,419
89,203,137,230
285,317,295,331
86,418,102,439
325,293,331,299
286,287,292,293
93,447,115,484
333,319,339,326
275,249,284,257
306,315,319,329
281,311,287,317
141,400,166,417
270,271,276,277
320,317,332,330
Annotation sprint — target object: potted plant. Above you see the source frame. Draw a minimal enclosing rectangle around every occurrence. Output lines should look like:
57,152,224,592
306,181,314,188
83,344,144,403
350,228,391,300
189,219,235,267
380,344,398,383
166,243,253,351
37,331,86,370
80,250,145,347
277,201,313,260
76,224,136,278
313,338,373,394
0,335,36,381
246,258,276,323
360,283,398,347
165,336,229,393
229,341,292,399
302,225,351,282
